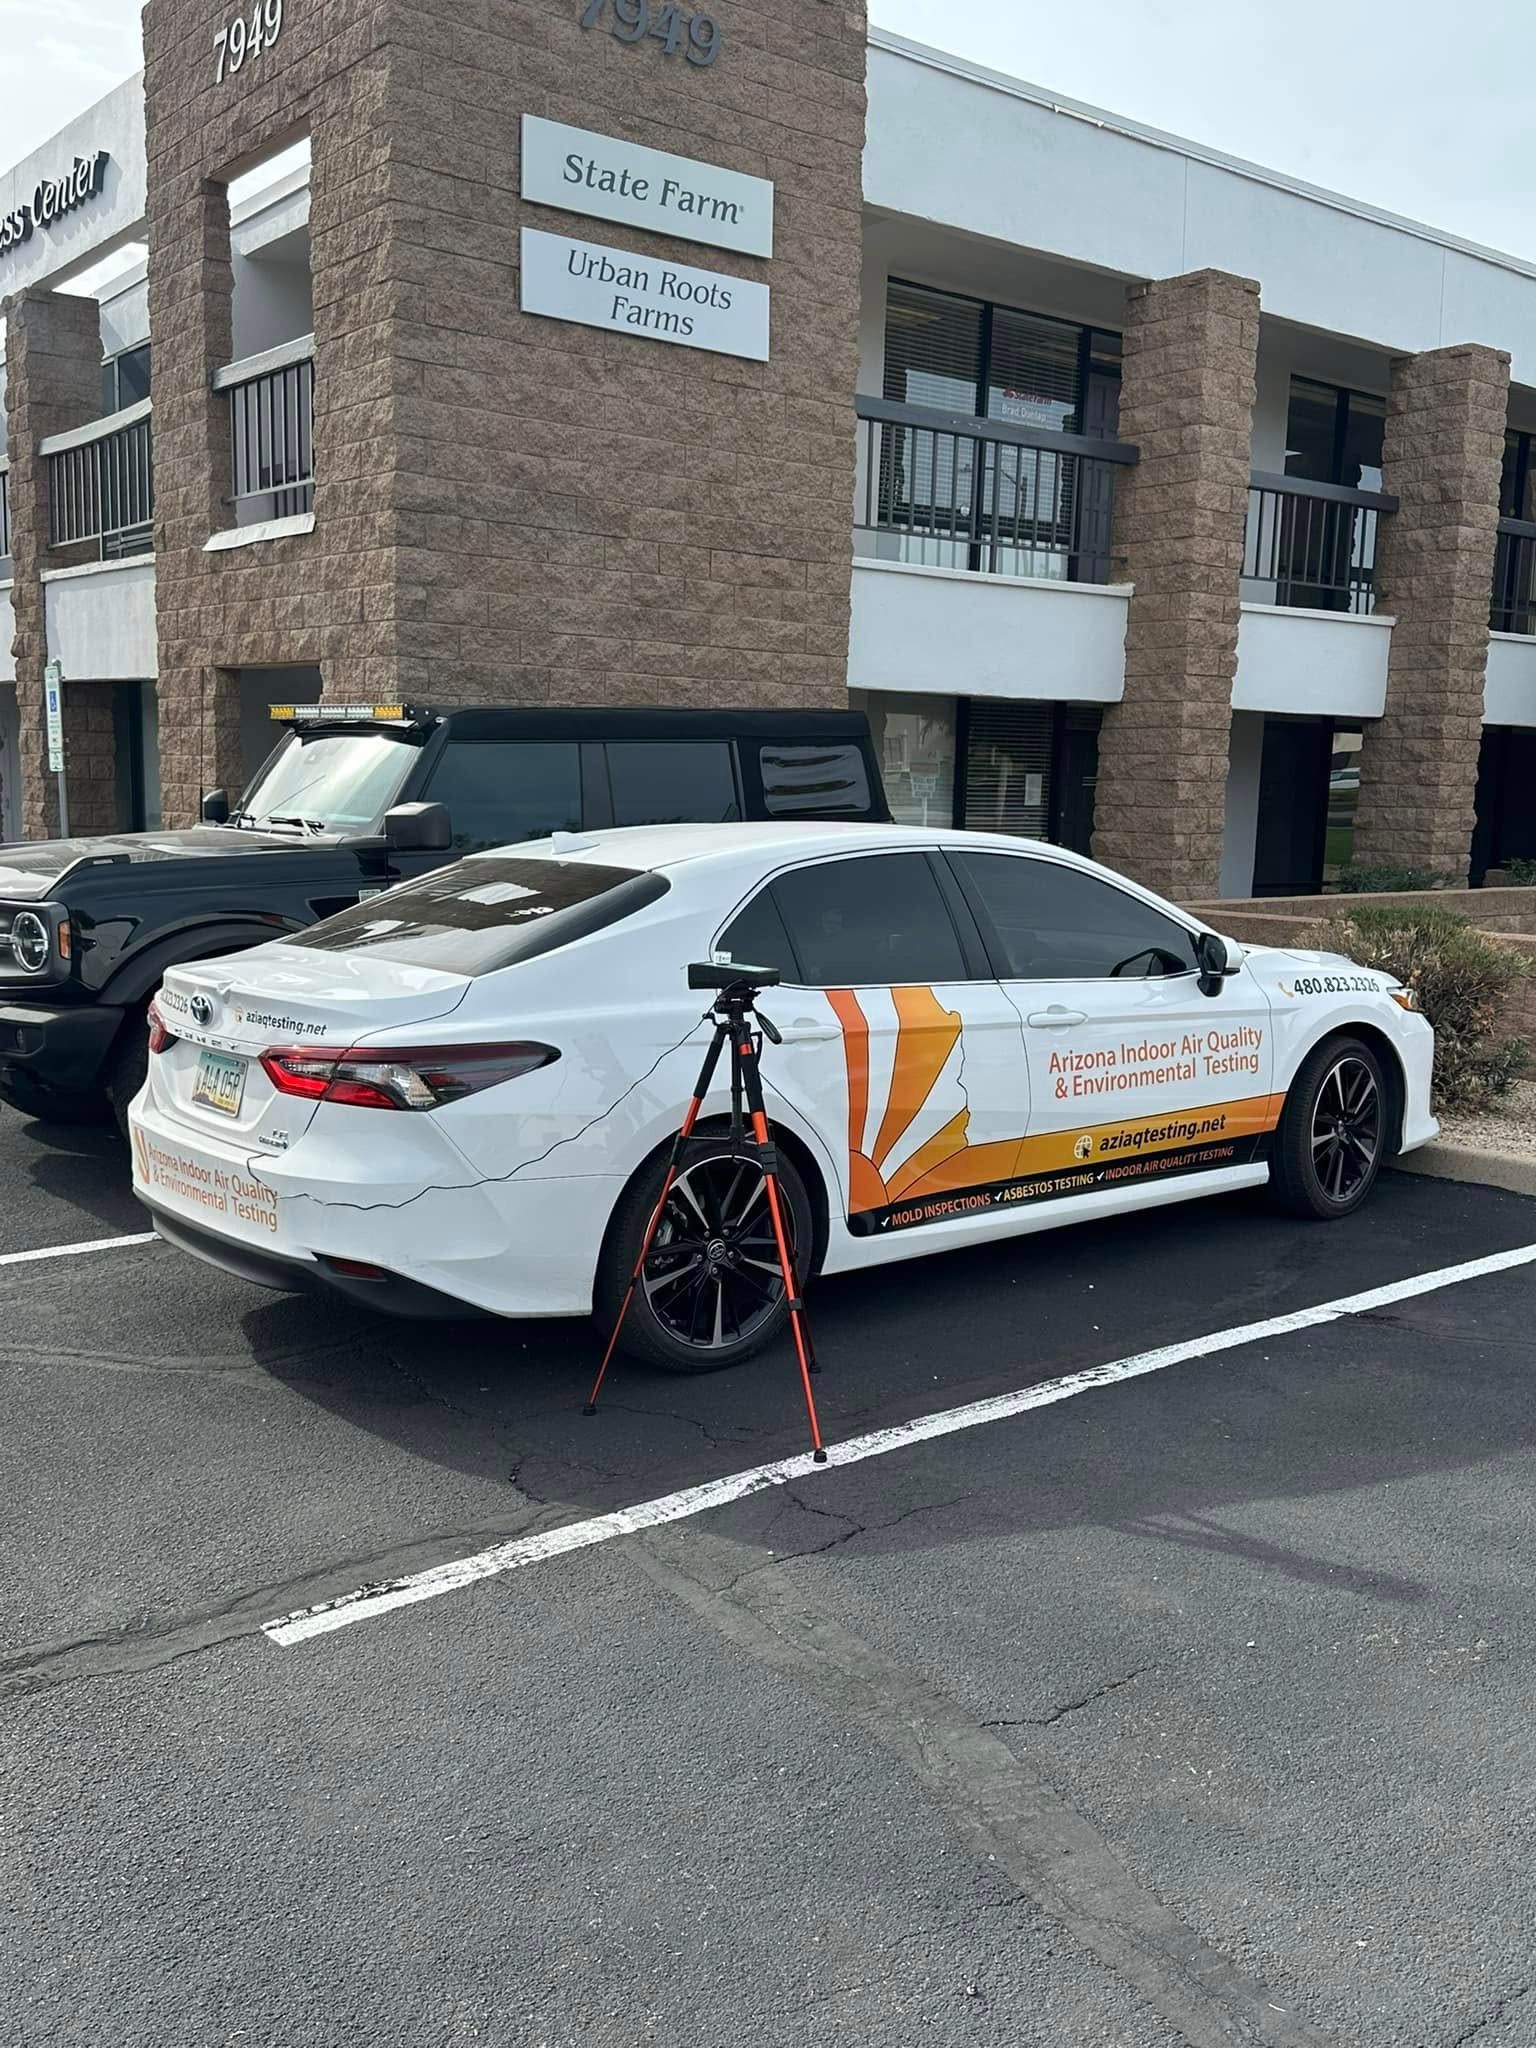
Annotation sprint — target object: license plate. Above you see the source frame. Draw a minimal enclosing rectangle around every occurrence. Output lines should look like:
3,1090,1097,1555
191,1048,247,1118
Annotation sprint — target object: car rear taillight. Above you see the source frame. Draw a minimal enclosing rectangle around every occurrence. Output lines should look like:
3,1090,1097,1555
147,999,176,1055
259,1041,558,1111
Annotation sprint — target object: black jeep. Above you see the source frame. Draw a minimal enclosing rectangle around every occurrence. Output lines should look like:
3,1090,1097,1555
0,701,887,1135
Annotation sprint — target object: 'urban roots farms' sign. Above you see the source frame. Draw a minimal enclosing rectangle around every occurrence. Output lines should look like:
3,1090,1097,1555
0,150,110,260
520,226,769,361
521,115,773,258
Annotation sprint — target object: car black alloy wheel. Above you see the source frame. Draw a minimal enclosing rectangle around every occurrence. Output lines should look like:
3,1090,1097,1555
1310,1053,1382,1205
642,1153,795,1354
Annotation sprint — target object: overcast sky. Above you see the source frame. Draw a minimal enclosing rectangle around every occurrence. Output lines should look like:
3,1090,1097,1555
5,0,1534,262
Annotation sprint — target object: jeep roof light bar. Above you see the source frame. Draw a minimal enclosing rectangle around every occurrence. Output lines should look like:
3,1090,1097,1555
268,702,437,727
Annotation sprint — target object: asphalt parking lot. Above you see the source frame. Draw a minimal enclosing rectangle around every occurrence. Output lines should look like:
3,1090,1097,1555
4,1105,1536,2048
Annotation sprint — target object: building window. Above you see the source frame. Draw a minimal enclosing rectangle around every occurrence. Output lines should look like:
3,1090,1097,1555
101,343,150,416
1284,377,1384,491
883,281,1120,436
851,690,957,829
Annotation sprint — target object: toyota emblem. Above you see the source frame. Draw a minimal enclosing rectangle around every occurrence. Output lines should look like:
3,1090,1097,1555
189,993,215,1029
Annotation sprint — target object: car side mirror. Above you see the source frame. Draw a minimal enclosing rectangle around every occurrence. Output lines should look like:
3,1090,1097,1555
1196,930,1235,998
383,801,453,852
201,787,230,824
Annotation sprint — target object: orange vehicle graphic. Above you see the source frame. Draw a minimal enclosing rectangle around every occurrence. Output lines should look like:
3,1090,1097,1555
826,986,1283,1230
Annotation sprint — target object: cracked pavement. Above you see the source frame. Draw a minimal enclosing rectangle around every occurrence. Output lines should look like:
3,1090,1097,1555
4,1106,1536,2046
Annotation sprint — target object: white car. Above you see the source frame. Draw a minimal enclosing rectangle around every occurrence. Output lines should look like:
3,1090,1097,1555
129,823,1436,1370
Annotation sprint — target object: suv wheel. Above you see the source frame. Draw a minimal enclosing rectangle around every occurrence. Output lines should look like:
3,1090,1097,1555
0,1068,113,1128
107,1005,150,1143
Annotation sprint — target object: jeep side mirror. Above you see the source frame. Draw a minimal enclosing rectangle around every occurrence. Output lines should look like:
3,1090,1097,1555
1196,930,1235,998
201,787,230,824
383,801,453,853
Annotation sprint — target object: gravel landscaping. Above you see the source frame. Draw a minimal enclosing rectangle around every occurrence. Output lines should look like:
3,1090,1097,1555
1436,1079,1536,1158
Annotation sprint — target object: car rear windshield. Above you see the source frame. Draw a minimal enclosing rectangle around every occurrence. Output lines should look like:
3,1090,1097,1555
286,857,669,976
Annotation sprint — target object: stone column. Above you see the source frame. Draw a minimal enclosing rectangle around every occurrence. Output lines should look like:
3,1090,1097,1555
2,288,103,839
147,177,246,826
1091,269,1260,903
1351,343,1510,881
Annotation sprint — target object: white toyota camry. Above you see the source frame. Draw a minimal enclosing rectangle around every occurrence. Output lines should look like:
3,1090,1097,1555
130,823,1436,1369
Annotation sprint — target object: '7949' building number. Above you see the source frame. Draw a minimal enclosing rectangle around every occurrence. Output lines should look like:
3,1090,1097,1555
580,0,722,66
214,0,284,84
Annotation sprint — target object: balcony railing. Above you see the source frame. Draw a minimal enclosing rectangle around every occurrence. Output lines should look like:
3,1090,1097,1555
214,334,314,525
1491,517,1536,636
856,396,1137,584
0,464,10,574
1243,472,1396,616
41,401,154,560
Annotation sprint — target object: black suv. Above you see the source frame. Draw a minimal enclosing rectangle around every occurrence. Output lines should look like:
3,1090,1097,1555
0,702,888,1135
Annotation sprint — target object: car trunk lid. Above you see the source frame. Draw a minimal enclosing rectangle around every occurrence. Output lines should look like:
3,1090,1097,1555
152,947,471,1145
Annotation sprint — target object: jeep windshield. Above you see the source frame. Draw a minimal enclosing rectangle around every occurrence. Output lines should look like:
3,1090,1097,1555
229,728,423,835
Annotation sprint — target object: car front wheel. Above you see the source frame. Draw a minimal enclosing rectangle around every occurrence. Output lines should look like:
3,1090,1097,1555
1269,1034,1388,1220
596,1138,814,1373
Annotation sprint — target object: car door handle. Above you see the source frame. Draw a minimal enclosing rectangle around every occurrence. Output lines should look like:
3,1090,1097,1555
1026,1006,1088,1029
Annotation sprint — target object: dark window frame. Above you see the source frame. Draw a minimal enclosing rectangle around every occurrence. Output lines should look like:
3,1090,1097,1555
1283,375,1386,490
100,341,151,417
945,847,1201,984
885,276,1121,433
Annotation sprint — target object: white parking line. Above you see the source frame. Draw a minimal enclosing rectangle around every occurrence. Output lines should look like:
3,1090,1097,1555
0,1231,157,1267
263,1238,1536,1650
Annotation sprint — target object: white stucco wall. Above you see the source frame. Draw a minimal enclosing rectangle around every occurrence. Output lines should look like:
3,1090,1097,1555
1485,634,1536,728
867,36,1536,389
1232,604,1391,720
848,559,1128,703
43,557,156,680
99,269,150,355
0,75,145,295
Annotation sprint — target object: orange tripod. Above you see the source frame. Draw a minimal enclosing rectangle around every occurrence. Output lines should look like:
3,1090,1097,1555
584,961,826,1461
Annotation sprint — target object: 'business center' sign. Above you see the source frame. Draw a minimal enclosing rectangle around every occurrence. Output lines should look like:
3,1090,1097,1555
521,115,772,259
0,150,111,260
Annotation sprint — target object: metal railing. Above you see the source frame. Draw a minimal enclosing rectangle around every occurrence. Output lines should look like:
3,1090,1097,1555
43,401,154,559
1491,517,1536,636
214,335,314,523
1243,471,1396,615
855,396,1137,583
0,465,10,573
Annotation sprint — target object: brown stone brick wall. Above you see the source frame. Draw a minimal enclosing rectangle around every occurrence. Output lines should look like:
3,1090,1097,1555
1091,268,1260,903
144,0,867,824
1,289,103,838
1352,343,1510,882
59,680,121,835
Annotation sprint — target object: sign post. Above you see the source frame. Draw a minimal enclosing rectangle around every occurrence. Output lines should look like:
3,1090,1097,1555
44,660,68,838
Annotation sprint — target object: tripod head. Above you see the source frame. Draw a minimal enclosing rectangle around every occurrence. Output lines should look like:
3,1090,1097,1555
686,960,781,1040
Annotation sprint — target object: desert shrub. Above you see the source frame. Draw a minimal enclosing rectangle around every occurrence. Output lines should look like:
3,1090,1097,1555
1315,903,1529,1113
1334,863,1461,895
1498,856,1536,886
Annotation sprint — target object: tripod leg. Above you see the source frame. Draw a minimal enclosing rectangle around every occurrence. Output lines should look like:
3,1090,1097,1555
738,1033,827,1463
585,1019,727,1415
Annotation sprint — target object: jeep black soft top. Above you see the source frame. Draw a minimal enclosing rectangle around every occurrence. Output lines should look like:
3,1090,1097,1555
0,700,888,1134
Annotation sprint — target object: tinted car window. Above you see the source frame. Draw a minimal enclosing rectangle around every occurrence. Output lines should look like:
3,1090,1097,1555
955,851,1198,979
760,742,872,817
287,858,668,977
607,742,740,826
716,887,799,981
772,853,967,986
423,742,582,852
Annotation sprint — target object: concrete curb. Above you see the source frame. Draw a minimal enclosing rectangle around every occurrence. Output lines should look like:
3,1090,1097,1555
1393,1144,1536,1199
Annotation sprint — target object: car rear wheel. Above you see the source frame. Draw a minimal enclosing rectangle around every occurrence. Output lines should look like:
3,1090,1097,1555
596,1138,814,1373
1268,1035,1388,1220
